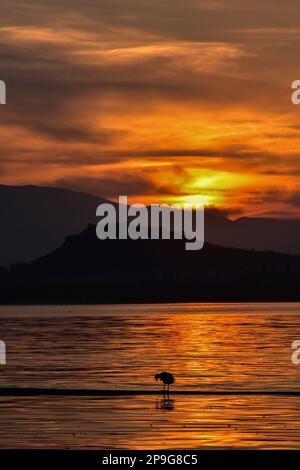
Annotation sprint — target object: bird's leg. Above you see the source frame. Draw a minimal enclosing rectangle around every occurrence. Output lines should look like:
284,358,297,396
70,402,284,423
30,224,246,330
163,383,165,394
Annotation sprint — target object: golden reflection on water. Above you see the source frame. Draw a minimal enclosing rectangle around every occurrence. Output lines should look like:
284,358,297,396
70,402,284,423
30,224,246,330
1,303,300,448
1,302,299,391
1,394,300,449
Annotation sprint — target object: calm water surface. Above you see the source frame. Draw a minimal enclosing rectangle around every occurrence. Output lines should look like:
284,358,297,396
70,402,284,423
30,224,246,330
0,302,300,448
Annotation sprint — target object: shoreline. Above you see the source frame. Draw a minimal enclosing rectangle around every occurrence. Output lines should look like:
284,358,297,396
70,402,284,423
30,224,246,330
1,387,300,397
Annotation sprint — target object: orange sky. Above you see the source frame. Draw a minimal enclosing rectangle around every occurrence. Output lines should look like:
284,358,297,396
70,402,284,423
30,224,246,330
1,0,300,218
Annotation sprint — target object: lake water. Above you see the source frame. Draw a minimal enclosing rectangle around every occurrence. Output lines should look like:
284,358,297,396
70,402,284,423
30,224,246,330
0,302,300,449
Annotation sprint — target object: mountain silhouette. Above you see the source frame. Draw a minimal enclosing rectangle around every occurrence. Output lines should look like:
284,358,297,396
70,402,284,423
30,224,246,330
205,212,300,255
0,184,299,268
1,224,299,303
0,185,109,266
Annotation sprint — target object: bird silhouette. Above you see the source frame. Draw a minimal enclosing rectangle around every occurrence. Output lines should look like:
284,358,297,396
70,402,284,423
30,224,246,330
154,371,175,395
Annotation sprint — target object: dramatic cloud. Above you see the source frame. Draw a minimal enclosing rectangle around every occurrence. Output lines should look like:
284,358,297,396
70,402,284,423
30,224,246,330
1,0,300,217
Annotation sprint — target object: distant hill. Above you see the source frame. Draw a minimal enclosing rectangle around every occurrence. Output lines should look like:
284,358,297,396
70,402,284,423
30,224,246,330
1,224,300,303
0,184,299,267
0,185,109,266
205,213,300,255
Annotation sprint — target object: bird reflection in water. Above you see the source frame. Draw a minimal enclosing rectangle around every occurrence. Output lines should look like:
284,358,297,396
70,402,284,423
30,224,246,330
156,397,175,410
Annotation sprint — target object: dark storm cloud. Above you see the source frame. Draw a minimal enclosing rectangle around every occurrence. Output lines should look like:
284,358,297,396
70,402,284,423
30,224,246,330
53,174,174,198
3,0,300,43
285,190,300,206
101,145,287,164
